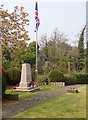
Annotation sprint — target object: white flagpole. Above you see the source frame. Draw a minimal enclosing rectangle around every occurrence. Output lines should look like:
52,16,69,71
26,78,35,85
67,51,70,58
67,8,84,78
35,30,38,82
35,30,38,72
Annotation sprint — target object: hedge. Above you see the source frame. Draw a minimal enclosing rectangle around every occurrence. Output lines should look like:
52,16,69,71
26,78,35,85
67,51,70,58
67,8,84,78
72,73,88,84
64,73,88,85
40,72,88,85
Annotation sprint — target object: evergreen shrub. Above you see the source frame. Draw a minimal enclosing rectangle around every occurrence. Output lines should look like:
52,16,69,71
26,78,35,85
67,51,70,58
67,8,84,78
37,75,48,83
0,67,7,98
6,67,21,85
2,72,7,98
48,70,66,82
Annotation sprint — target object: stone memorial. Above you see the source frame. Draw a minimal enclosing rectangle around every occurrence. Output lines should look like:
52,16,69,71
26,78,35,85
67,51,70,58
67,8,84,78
14,63,40,92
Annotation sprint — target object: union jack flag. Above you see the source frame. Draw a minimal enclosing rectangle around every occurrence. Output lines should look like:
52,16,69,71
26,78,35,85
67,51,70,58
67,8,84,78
35,1,40,32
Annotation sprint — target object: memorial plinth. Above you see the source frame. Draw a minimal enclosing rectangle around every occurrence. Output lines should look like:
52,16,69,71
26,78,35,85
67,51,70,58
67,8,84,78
15,63,40,92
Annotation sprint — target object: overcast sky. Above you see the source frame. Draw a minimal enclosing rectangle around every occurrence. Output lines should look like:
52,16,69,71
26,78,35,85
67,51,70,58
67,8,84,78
0,0,86,45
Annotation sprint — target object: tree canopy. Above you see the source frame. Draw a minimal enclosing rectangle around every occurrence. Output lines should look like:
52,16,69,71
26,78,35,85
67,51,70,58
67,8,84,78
0,5,30,67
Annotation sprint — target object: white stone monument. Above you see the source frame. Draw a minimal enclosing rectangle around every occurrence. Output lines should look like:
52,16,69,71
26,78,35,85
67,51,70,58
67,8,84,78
15,63,39,92
19,63,32,88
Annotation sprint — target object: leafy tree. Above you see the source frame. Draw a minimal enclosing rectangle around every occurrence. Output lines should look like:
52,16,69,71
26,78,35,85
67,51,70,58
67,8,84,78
39,34,49,61
38,28,76,74
0,5,30,67
22,41,39,67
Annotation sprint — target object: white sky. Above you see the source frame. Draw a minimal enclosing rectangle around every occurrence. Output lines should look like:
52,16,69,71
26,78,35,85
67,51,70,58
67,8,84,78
0,0,86,45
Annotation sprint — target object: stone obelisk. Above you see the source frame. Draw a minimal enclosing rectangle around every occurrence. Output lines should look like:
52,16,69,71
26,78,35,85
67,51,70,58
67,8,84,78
16,63,32,91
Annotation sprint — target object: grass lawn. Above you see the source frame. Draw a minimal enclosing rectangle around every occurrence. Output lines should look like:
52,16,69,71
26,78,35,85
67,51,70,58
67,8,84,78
5,89,39,100
12,85,86,118
40,85,63,91
5,85,62,100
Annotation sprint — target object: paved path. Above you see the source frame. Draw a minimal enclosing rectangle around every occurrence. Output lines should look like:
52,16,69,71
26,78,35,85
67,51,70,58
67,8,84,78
2,85,81,119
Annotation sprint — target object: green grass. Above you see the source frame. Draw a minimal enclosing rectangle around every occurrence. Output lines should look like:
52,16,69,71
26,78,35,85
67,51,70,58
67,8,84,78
12,85,86,118
5,89,39,100
40,85,63,90
5,85,62,100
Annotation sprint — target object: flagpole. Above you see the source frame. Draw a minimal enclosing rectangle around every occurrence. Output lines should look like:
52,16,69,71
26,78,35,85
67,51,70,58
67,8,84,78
35,30,38,82
35,1,40,82
36,30,38,72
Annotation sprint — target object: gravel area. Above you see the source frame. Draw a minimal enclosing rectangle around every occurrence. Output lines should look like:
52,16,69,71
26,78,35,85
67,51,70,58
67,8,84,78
2,85,82,119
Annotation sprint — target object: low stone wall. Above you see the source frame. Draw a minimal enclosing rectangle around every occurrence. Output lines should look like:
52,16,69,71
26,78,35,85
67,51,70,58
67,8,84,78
49,82,65,86
39,82,65,86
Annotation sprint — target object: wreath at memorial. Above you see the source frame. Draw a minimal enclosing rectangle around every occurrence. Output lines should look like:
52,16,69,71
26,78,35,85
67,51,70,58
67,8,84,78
29,80,35,87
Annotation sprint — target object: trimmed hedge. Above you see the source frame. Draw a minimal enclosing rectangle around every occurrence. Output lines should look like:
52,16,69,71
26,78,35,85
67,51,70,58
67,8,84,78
72,73,88,84
64,73,88,85
37,72,88,85
6,67,21,85
64,76,75,85
48,70,66,82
